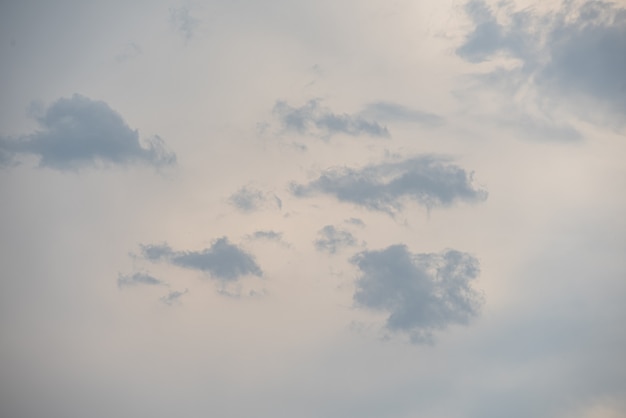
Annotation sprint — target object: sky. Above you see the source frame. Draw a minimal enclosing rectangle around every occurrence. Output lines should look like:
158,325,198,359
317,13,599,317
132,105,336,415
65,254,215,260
0,0,625,417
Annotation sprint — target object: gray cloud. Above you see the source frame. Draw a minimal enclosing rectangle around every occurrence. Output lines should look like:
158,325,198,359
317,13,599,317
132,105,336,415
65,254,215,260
251,230,283,241
345,217,366,227
0,94,176,170
457,0,626,124
360,102,444,127
117,272,166,288
229,186,265,212
160,289,188,306
115,42,142,63
351,245,483,343
229,186,281,212
290,156,487,214
314,225,357,254
273,99,389,138
169,6,199,40
140,238,262,281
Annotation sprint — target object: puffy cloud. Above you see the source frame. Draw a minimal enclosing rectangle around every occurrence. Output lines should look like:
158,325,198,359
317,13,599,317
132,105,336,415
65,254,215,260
0,94,176,170
140,238,262,281
117,272,166,288
360,102,444,127
273,99,389,138
351,245,484,343
290,156,487,214
457,0,626,125
314,225,357,254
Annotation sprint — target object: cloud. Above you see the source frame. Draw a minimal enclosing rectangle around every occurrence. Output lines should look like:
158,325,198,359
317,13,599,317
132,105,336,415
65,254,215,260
169,6,199,40
290,156,487,214
345,217,366,227
314,225,357,254
273,99,389,138
351,245,484,343
115,42,142,63
229,186,281,212
457,0,626,125
250,230,283,241
0,94,176,170
160,289,188,306
117,272,166,288
360,102,444,126
140,237,262,281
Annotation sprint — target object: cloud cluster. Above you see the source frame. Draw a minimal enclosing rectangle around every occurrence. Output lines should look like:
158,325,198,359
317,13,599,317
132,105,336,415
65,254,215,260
0,94,176,170
291,156,487,213
457,0,626,125
140,238,262,281
314,225,357,254
273,99,389,138
351,245,484,343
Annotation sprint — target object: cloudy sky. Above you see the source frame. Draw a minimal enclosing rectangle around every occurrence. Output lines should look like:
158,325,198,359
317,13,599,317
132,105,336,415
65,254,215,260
1,0,625,417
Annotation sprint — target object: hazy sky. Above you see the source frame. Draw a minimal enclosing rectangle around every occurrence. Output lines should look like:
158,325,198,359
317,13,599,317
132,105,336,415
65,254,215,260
1,0,625,417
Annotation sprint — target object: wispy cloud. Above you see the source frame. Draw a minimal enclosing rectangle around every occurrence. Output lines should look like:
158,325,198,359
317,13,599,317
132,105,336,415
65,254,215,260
160,289,188,306
290,156,487,214
352,245,484,344
273,99,389,138
228,186,281,212
169,6,199,41
117,272,167,288
360,102,444,127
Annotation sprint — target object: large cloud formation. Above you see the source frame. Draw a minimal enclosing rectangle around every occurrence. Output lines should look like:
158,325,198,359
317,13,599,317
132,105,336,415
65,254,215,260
457,0,626,125
140,237,262,281
0,94,176,169
290,156,487,213
273,99,389,138
351,245,484,343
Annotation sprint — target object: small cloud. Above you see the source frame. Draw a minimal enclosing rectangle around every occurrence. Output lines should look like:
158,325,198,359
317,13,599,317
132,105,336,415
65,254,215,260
0,94,176,170
228,186,281,212
273,99,389,138
250,230,283,241
351,245,484,344
160,289,188,305
345,217,366,227
140,237,262,282
314,225,357,254
169,6,199,41
117,272,167,288
229,186,265,212
290,156,487,214
115,42,142,63
360,102,444,127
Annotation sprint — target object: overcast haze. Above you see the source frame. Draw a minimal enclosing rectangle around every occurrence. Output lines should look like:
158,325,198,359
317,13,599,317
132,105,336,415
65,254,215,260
1,0,625,417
